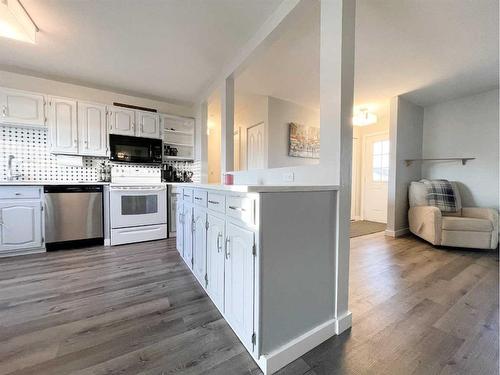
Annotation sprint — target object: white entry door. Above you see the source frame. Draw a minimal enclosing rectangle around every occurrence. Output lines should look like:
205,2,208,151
363,133,389,223
247,123,264,170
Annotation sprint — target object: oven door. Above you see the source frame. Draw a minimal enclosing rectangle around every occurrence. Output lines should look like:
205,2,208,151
110,186,167,229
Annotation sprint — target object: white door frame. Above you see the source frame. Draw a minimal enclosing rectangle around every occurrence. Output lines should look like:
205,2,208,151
360,131,389,222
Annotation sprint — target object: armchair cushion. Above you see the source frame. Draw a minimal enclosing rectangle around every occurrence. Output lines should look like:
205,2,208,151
442,216,493,232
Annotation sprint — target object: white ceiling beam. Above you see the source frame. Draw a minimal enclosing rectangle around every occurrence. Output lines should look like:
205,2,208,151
194,0,301,107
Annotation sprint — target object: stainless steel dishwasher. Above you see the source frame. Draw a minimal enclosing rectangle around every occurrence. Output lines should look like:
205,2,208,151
44,185,103,250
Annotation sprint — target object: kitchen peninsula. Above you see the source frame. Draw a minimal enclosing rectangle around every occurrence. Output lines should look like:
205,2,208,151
173,183,340,374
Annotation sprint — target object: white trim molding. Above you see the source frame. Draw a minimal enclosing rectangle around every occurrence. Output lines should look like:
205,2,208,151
335,310,352,334
257,318,337,375
385,227,409,237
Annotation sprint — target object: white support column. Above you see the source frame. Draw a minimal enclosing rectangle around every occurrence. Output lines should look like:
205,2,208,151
199,101,208,183
221,76,234,175
320,0,356,334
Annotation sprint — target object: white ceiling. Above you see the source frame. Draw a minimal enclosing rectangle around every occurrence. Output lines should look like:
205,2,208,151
0,0,283,106
1,0,498,110
236,0,499,110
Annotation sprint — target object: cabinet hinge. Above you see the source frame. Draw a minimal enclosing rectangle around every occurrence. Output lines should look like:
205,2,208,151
252,243,256,256
205,220,209,230
251,332,256,345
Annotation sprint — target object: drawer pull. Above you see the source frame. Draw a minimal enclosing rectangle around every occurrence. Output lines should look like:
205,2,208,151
195,197,202,201
15,193,21,196
208,200,219,205
228,205,246,212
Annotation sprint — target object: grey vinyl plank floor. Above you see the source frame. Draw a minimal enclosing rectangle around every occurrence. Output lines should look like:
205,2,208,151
0,233,497,374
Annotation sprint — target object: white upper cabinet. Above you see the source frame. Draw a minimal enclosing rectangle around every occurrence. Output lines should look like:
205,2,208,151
77,101,108,156
48,96,78,154
108,106,135,136
0,87,46,127
136,111,160,139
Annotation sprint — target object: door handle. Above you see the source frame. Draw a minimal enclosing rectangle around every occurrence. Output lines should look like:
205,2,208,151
225,237,230,259
216,232,223,252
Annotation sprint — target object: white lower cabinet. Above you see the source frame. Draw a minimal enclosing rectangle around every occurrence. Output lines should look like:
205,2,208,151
206,213,225,310
182,203,193,268
0,201,42,252
224,221,255,351
176,199,183,256
176,188,257,355
0,186,44,256
192,206,207,286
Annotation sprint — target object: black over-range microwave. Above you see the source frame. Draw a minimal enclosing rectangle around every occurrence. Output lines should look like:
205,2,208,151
109,134,163,164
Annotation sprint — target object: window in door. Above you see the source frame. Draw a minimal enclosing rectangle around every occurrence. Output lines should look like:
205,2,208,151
372,140,389,182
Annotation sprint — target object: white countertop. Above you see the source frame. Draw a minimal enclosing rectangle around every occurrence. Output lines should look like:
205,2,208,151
0,181,110,186
166,182,339,193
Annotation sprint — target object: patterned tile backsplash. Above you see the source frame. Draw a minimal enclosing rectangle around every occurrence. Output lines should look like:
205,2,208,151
0,126,200,183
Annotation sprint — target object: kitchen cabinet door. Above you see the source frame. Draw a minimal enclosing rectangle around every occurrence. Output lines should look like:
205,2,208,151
108,106,135,136
176,200,183,255
48,97,78,154
206,213,225,311
183,203,193,268
0,201,42,252
0,87,46,127
136,111,160,139
192,207,207,287
224,222,255,351
78,101,108,156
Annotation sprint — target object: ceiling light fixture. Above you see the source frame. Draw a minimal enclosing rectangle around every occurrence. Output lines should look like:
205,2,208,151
352,108,377,126
0,0,38,43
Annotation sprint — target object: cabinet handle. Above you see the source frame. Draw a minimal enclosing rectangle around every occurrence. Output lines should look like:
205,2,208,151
1,105,7,117
195,197,202,201
208,200,219,205
216,232,223,253
225,237,230,259
228,205,246,212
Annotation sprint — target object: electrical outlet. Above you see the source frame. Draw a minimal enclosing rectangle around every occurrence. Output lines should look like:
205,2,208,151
283,172,294,182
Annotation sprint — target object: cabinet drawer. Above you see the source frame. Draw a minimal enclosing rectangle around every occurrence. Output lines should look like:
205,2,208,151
183,188,193,202
226,195,255,225
207,192,225,213
193,189,207,207
0,186,42,200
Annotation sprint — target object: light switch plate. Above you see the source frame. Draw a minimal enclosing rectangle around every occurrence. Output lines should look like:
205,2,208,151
283,172,294,182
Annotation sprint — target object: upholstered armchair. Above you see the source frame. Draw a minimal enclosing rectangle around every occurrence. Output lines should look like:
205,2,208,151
408,181,499,249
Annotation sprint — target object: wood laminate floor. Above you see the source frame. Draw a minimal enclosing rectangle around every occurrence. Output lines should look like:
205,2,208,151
0,233,498,375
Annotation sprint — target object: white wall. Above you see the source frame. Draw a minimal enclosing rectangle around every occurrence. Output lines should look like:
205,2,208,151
0,70,194,117
387,96,424,235
267,97,320,168
422,89,499,210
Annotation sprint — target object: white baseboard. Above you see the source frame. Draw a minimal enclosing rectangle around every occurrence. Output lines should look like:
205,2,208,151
385,227,409,237
0,247,45,258
257,318,337,375
335,310,352,334
104,239,111,246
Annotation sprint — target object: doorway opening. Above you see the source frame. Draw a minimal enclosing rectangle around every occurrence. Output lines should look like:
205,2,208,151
350,104,390,237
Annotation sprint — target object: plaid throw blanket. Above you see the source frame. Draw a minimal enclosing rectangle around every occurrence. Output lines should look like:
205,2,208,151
421,179,457,212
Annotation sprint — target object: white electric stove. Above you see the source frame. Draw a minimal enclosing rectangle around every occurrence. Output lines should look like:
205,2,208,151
109,167,167,246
